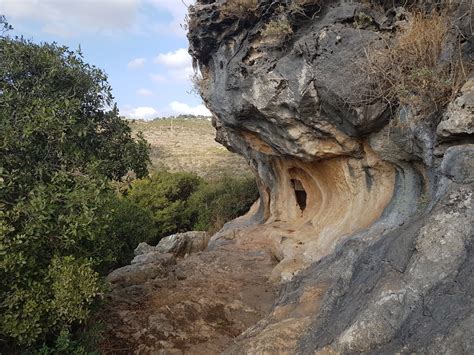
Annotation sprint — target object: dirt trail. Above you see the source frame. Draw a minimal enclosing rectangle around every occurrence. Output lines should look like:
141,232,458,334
100,228,277,354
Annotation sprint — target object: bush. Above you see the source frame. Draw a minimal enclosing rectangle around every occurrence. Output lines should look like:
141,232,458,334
0,29,150,351
122,172,258,240
0,173,115,347
187,175,259,234
108,198,156,265
126,172,203,242
0,37,150,204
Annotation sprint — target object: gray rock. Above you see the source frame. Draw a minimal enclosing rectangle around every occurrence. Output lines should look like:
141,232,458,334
156,231,209,257
437,78,474,140
134,242,156,256
107,253,175,288
441,145,474,184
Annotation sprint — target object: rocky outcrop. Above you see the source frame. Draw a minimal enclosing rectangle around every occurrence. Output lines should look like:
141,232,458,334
186,0,473,353
437,79,474,140
101,230,277,354
102,1,473,353
156,231,210,257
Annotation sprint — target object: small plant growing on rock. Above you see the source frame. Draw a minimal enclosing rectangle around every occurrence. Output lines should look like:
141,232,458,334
361,11,468,116
221,0,259,18
191,68,211,97
289,0,323,16
261,17,293,40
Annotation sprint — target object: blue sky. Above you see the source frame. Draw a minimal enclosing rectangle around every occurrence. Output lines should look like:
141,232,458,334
0,0,210,119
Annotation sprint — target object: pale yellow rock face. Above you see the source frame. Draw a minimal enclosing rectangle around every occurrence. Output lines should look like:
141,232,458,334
229,140,395,282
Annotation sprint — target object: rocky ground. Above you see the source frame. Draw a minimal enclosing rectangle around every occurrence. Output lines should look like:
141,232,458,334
100,229,277,354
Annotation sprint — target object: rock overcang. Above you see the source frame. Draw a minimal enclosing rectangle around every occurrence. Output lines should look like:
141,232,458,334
188,0,473,353
103,1,473,353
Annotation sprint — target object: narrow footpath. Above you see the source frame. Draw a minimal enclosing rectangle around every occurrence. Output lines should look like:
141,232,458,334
100,228,277,354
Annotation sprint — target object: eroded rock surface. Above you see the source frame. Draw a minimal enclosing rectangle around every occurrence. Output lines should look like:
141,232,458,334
101,229,277,354
102,1,473,353
156,231,210,257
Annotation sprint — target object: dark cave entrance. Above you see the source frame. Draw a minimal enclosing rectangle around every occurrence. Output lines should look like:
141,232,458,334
291,179,307,212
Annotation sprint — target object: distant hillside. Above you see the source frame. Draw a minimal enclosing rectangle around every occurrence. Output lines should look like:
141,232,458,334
129,118,252,179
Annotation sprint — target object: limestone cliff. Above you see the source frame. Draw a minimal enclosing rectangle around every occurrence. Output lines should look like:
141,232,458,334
101,1,473,353
187,0,473,353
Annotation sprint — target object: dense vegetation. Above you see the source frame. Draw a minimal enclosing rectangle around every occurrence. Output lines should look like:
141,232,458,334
125,172,258,240
0,24,151,351
0,20,258,353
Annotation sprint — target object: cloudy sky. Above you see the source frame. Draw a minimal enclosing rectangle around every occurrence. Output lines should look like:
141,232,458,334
0,0,211,119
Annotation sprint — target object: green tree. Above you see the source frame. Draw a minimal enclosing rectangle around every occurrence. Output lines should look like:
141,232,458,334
0,33,150,350
187,176,258,233
127,172,202,241
0,37,150,205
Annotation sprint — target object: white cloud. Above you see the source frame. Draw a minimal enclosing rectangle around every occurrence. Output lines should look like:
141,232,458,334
137,88,153,96
149,73,167,83
121,106,159,120
152,48,194,84
169,101,211,116
128,58,146,69
1,0,190,38
2,0,140,37
154,48,190,68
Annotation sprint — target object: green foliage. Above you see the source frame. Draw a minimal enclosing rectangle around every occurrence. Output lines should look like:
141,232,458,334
127,172,203,241
121,172,258,242
0,37,150,204
0,33,150,351
108,197,156,265
187,176,259,234
0,173,114,346
36,328,100,355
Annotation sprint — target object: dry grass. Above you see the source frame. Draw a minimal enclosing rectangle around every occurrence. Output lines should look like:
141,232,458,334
362,11,468,116
261,17,293,39
130,118,252,179
221,0,259,19
191,69,210,97
289,0,323,15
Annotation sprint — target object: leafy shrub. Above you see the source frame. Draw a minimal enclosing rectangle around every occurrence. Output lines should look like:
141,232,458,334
187,176,259,234
0,173,115,347
126,172,203,241
122,172,258,240
108,198,156,265
0,31,150,351
0,37,150,204
36,328,100,355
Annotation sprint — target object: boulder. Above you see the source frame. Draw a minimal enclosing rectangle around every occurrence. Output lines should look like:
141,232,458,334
134,242,156,256
107,253,175,288
156,231,209,257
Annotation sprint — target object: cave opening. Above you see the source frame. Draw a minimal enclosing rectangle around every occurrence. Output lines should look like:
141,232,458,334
291,179,307,212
